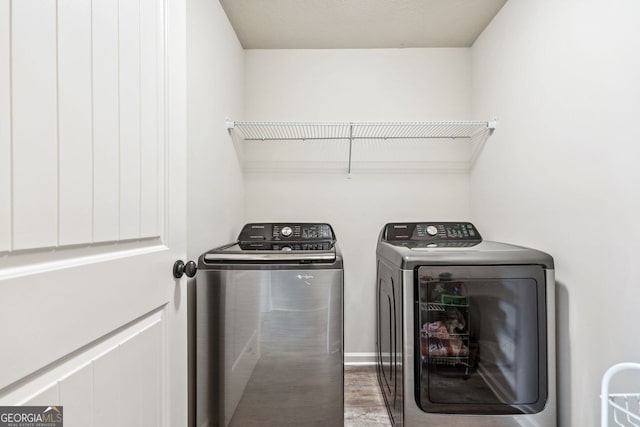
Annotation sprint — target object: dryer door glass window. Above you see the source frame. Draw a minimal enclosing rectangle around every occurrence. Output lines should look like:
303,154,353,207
415,265,548,415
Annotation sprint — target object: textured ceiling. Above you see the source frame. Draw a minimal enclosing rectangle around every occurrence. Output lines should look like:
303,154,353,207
219,0,508,49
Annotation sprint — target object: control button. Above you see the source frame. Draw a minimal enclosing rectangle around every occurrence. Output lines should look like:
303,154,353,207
281,246,292,251
281,226,293,237
426,225,438,236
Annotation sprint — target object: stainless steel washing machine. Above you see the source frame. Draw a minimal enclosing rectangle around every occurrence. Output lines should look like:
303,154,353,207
196,222,343,427
376,222,556,427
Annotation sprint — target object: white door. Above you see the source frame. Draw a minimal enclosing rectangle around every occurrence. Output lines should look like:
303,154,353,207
0,0,187,426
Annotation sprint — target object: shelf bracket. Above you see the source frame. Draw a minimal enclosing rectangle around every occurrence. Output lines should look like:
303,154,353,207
347,122,354,175
226,120,245,164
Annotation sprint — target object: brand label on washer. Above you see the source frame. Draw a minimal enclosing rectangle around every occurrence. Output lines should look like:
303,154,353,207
297,274,314,285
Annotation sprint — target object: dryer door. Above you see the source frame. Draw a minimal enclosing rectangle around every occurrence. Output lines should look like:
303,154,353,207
415,265,548,415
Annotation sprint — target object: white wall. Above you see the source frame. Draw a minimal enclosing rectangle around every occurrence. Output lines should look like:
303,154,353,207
470,1,640,426
187,0,245,260
186,1,245,424
244,49,470,121
243,49,473,355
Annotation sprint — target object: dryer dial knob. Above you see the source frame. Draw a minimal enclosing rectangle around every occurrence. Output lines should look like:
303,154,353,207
281,226,293,237
426,225,438,236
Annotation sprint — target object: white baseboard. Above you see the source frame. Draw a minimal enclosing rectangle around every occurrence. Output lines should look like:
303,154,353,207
344,352,377,366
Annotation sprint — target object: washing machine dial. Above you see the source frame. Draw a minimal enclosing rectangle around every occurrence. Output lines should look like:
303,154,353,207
426,225,438,236
281,226,293,237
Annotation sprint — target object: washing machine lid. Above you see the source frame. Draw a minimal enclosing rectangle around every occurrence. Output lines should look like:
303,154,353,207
203,242,337,263
201,222,341,265
377,222,554,269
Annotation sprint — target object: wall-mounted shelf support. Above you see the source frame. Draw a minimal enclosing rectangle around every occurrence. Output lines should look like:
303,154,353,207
348,123,354,175
226,120,497,174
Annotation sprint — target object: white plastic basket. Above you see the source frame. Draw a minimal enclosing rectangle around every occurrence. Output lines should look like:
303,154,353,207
601,363,640,427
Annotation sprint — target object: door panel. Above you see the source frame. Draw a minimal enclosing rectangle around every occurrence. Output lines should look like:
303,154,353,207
140,0,161,238
93,349,121,427
92,0,121,243
2,312,165,425
0,248,168,387
0,0,10,251
113,319,163,427
58,0,93,246
24,385,59,406
0,0,186,426
59,364,94,427
11,0,58,250
5,0,165,249
118,0,142,240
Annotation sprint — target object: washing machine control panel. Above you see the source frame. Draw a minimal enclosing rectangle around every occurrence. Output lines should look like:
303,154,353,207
384,222,482,244
238,242,334,251
239,223,335,242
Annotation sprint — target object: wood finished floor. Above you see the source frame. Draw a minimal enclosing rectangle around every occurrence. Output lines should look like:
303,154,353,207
344,364,392,426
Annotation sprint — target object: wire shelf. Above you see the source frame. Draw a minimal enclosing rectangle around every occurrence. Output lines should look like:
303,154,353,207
421,330,469,339
602,363,640,427
608,394,640,427
229,121,351,141
420,302,469,311
228,120,494,141
351,121,491,139
422,355,470,366
226,119,497,173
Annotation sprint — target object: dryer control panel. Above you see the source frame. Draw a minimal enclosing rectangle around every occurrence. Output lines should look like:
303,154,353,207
384,222,482,244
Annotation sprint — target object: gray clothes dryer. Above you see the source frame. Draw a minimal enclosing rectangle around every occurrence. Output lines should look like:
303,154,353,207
376,222,556,427
196,223,344,427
